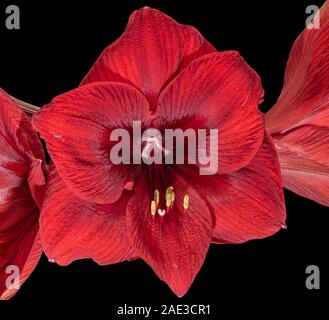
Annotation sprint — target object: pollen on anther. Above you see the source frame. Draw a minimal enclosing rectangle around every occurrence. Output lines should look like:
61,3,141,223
171,191,175,202
154,189,160,204
151,200,156,216
183,194,189,210
166,186,174,193
166,193,172,208
165,186,175,208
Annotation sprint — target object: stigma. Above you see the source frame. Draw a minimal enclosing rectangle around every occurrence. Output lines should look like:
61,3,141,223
150,186,189,217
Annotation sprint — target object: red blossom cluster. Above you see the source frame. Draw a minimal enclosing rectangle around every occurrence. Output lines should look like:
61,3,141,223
1,3,329,299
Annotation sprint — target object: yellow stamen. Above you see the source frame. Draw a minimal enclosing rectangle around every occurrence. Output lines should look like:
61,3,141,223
166,186,175,208
151,200,156,216
166,192,172,208
154,189,160,204
183,194,189,210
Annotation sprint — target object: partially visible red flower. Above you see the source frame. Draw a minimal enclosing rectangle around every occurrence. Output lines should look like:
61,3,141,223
33,8,286,296
265,0,329,206
0,89,46,300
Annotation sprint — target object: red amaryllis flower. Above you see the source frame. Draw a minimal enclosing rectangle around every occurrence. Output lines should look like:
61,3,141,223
0,89,46,300
265,0,329,206
33,8,286,296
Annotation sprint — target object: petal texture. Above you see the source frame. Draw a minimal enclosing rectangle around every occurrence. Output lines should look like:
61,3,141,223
266,0,329,133
273,122,329,206
211,135,286,243
40,165,134,266
265,1,329,205
33,82,150,204
157,51,264,174
127,167,213,297
81,7,215,108
0,89,45,299
175,135,286,244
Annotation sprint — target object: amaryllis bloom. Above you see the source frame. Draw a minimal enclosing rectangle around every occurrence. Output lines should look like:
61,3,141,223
33,8,286,296
266,0,329,206
0,89,46,300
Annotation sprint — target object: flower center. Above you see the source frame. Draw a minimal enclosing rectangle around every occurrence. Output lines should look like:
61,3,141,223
150,186,189,218
141,130,170,163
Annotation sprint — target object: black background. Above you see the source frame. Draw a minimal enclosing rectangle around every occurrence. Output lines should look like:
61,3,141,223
0,0,327,316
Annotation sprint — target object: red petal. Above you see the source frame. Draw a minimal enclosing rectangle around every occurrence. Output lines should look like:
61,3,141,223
266,1,329,134
81,7,215,108
273,123,329,206
0,185,42,300
0,233,42,300
0,89,45,299
282,169,329,207
40,165,134,265
176,135,286,244
265,2,329,205
211,135,286,243
0,238,41,300
157,51,264,174
0,89,46,206
33,82,150,204
126,167,213,297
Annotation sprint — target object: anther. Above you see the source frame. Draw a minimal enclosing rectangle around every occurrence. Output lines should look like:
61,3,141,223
171,191,175,202
151,200,156,216
165,186,175,208
166,192,172,208
183,194,189,210
166,186,174,193
154,189,160,204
